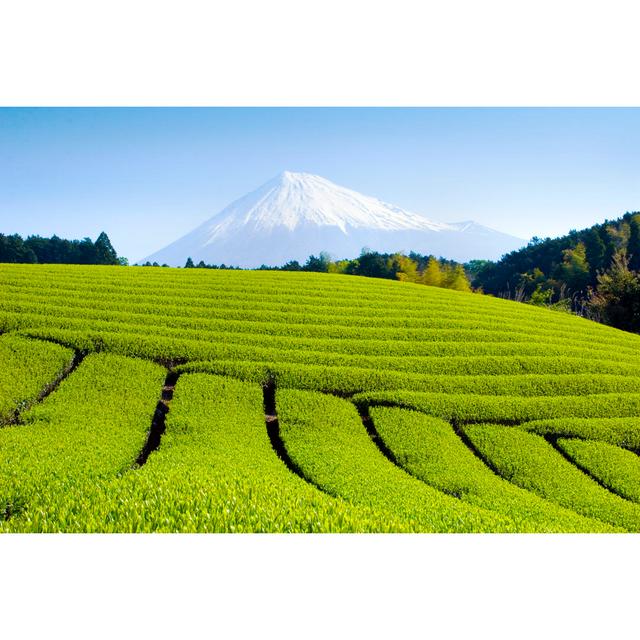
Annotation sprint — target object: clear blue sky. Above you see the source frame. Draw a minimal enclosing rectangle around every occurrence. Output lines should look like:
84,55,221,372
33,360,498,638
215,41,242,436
1,107,638,262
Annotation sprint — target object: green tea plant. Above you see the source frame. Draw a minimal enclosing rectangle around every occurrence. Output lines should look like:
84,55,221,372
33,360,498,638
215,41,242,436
462,424,640,531
0,333,74,424
4,373,422,532
276,388,515,532
556,438,640,504
521,417,640,450
369,406,612,532
2,263,640,532
102,373,426,533
353,390,640,422
0,352,165,530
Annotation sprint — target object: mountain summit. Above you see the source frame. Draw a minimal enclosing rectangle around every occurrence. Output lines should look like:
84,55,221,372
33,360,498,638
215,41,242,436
144,172,524,267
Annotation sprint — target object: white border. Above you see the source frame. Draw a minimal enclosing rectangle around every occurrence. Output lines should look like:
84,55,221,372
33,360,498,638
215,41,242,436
1,0,640,105
1,534,638,638
1,1,639,636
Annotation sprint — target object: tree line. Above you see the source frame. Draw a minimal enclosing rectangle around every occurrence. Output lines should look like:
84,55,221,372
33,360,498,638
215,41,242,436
473,211,640,332
4,219,640,335
0,232,122,265
184,250,473,292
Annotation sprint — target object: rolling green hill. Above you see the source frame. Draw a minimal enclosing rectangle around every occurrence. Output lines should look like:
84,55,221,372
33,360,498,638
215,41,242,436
2,263,640,532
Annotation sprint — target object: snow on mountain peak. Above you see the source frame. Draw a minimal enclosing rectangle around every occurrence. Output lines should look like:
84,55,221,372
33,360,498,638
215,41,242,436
203,171,452,237
143,172,525,267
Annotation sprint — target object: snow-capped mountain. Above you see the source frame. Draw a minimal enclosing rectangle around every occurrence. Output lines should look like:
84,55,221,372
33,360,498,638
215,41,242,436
143,171,524,267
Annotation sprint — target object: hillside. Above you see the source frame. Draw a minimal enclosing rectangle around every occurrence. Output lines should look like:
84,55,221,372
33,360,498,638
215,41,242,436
474,211,640,300
2,264,640,532
143,172,524,266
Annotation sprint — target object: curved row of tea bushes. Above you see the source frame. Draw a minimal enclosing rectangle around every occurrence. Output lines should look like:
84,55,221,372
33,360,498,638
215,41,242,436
353,390,640,422
0,353,165,531
15,322,640,369
556,439,640,504
5,296,638,359
5,266,640,341
8,374,418,533
3,265,639,357
368,407,611,532
276,388,515,533
0,334,74,425
462,424,640,532
109,373,428,532
3,264,640,533
520,418,640,450
5,299,636,373
177,359,640,397
3,264,640,351
5,290,638,355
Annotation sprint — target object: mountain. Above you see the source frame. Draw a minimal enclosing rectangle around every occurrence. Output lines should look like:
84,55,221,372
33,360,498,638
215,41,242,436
143,171,525,267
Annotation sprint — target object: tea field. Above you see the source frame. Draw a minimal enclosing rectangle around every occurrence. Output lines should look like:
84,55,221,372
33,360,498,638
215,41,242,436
2,263,640,532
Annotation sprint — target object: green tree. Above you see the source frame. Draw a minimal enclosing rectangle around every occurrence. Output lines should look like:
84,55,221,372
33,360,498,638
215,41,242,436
448,264,472,292
346,251,391,278
185,257,195,268
528,284,553,307
465,259,491,279
557,242,590,293
327,259,349,274
93,232,119,265
583,228,606,282
588,251,640,333
391,254,419,283
303,253,331,272
517,267,547,298
0,234,38,263
598,226,617,270
93,231,118,264
421,257,442,287
281,260,302,271
628,215,640,271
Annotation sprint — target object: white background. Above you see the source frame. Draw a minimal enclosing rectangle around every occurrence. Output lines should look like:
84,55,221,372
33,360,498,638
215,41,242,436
1,1,640,638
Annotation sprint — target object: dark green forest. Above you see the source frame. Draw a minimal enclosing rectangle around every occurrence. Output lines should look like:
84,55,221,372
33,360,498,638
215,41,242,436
472,212,640,332
0,232,122,265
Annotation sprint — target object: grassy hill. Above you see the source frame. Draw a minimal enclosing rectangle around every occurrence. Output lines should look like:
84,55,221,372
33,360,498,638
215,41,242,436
2,264,640,532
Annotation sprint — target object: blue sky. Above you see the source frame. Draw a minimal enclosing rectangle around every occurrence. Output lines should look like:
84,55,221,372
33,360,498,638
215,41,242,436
1,107,638,262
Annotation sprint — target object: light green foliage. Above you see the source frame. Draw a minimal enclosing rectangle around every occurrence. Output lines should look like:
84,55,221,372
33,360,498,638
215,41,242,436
420,256,442,286
5,373,419,532
528,284,553,307
104,374,421,532
392,254,419,282
369,406,611,532
556,438,640,504
445,264,472,292
558,241,590,292
463,424,640,532
0,353,165,529
521,417,640,450
276,389,515,532
354,390,640,422
0,334,74,424
178,359,640,397
2,264,640,532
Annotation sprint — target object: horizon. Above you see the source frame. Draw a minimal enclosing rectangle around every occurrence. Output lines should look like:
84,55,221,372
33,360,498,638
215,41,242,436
1,107,639,262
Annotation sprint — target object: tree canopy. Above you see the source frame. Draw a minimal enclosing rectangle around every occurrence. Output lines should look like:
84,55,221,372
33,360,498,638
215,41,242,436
0,232,121,265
